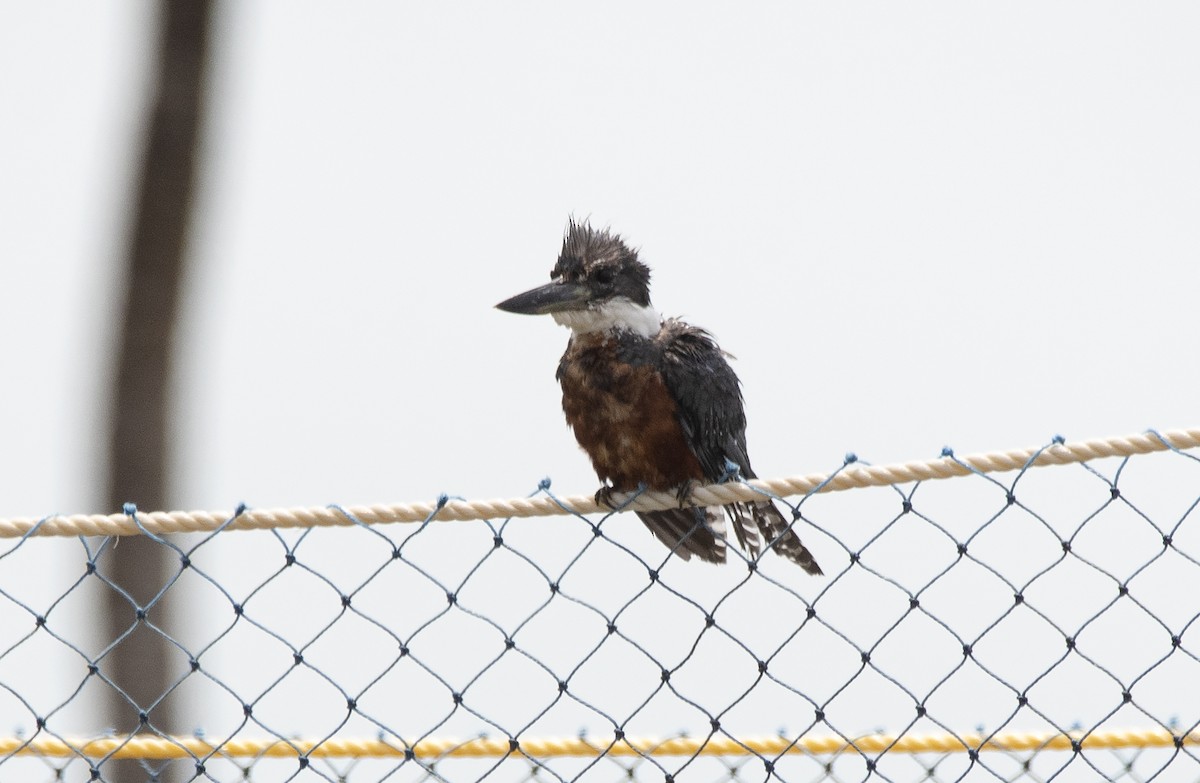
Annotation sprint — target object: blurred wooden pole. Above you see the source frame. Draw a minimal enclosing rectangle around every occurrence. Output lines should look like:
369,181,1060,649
104,1,213,780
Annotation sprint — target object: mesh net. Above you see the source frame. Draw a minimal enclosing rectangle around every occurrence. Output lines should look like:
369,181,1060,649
2,436,1199,782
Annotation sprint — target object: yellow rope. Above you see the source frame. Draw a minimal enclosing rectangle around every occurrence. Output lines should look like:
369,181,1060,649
1,427,1196,539
2,728,1196,761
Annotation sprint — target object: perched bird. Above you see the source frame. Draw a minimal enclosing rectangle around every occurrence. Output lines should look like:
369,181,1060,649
496,220,821,573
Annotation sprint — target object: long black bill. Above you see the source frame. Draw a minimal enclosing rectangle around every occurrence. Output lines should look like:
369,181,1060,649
495,279,590,315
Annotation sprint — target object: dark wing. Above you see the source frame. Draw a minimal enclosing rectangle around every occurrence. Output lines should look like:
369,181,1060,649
652,319,822,574
654,319,753,482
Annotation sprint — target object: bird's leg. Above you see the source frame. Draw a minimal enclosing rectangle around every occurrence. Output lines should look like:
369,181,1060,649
674,479,697,508
594,484,618,510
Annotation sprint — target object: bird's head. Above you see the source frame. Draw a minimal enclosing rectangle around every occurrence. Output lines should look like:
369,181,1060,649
496,220,659,337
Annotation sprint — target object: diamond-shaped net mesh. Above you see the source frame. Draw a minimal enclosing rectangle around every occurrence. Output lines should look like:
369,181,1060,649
1,433,1199,782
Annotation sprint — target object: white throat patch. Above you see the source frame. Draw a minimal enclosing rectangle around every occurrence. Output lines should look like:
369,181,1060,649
551,298,661,338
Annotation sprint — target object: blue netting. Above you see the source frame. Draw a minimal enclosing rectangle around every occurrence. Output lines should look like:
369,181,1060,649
1,436,1199,782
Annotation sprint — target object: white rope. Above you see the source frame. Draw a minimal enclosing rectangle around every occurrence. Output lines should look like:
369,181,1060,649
3,428,1196,540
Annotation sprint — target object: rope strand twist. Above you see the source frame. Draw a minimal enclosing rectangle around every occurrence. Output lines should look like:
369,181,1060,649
2,428,1195,539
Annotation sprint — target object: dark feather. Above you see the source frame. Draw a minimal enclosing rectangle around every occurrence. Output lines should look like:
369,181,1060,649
749,501,823,575
636,506,727,563
650,320,823,572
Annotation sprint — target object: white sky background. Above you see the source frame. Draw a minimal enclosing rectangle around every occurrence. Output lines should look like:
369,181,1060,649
2,3,1198,515
2,3,1200,780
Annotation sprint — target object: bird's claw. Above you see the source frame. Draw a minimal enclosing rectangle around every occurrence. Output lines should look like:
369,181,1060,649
675,480,696,508
594,485,618,510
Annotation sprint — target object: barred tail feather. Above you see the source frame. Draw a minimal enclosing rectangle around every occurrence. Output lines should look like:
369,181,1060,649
748,501,823,575
724,504,762,560
636,507,727,564
636,500,820,573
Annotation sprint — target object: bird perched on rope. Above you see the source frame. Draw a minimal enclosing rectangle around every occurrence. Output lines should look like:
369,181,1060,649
496,220,822,573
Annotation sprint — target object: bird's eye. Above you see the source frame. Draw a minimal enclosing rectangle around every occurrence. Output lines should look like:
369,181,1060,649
593,267,616,285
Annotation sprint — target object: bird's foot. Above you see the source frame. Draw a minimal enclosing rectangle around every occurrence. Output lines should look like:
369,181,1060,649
594,485,618,510
675,479,697,508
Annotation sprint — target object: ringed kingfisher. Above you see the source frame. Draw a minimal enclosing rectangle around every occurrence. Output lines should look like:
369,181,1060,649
496,220,822,574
